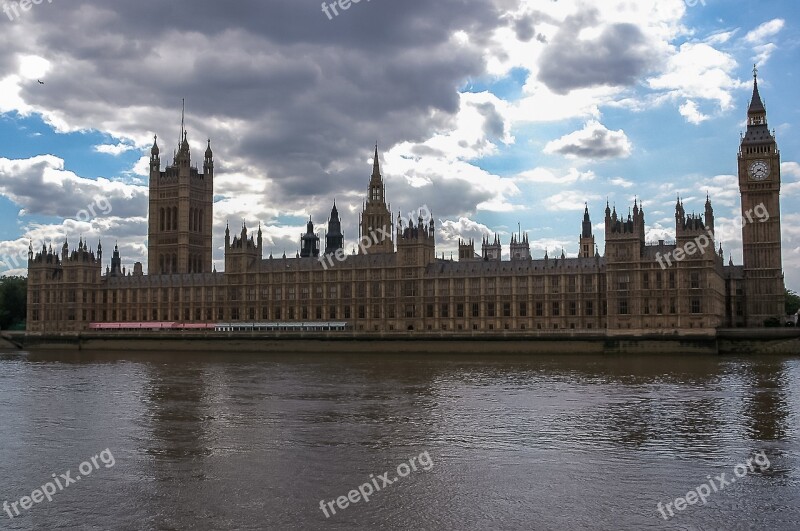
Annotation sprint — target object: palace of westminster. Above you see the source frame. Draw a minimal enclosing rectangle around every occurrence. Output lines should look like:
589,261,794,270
26,73,786,334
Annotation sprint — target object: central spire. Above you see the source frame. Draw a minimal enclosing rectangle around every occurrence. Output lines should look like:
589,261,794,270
371,143,381,180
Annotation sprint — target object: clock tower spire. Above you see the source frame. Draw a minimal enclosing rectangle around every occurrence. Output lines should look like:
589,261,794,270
738,66,784,326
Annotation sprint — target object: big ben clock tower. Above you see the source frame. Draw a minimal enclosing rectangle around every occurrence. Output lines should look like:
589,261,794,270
738,66,785,326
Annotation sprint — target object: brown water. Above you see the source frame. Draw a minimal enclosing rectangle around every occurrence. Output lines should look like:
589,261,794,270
0,350,798,530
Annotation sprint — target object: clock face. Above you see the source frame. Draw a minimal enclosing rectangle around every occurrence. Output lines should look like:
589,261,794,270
749,160,770,181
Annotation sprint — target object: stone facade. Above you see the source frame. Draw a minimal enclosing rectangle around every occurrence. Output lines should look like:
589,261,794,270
26,75,785,334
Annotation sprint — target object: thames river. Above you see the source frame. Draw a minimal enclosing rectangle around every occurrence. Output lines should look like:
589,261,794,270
0,350,798,530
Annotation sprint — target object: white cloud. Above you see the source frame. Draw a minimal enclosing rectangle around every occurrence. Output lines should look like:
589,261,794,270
609,177,634,188
438,217,493,244
544,120,632,159
515,167,595,184
542,190,602,211
94,143,137,156
744,19,785,44
782,162,800,196
648,42,741,112
679,100,710,124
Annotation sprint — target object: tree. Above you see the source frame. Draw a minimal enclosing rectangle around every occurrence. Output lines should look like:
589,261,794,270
786,289,800,316
0,276,27,330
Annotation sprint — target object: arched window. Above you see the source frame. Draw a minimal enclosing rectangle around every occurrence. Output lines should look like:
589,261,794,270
189,208,194,232
160,208,165,231
172,254,177,273
159,254,164,274
165,208,171,232
199,210,204,233
173,207,178,231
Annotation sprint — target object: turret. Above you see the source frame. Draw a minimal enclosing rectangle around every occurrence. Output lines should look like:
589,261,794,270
325,201,344,255
150,135,160,172
204,139,214,174
705,193,715,235
300,217,320,258
580,203,596,258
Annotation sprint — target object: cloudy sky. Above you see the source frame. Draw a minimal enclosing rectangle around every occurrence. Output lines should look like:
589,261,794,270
1,0,799,286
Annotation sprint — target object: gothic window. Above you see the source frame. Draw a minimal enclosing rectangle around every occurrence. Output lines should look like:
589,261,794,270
160,208,165,231
172,207,178,230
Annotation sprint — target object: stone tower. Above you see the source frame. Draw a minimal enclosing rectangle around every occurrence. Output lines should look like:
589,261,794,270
396,214,436,267
481,234,502,261
510,231,531,261
359,145,394,254
458,238,477,261
738,67,784,325
147,104,214,275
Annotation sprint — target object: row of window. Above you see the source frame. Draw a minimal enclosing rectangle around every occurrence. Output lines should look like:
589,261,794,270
617,298,702,315
617,271,704,291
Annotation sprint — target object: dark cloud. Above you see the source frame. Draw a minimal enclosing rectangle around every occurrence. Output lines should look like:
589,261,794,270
538,10,660,94
513,15,536,42
0,156,148,219
544,121,631,160
5,0,501,214
470,101,506,140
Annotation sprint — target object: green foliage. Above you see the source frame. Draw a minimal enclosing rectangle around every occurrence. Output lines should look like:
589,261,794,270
785,289,800,316
0,276,27,330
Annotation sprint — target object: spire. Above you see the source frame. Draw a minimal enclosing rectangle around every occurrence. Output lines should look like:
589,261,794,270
180,98,186,144
205,138,213,159
749,64,766,114
371,143,381,179
151,135,159,156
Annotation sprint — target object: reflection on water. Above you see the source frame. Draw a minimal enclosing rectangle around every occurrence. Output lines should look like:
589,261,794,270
0,351,798,530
